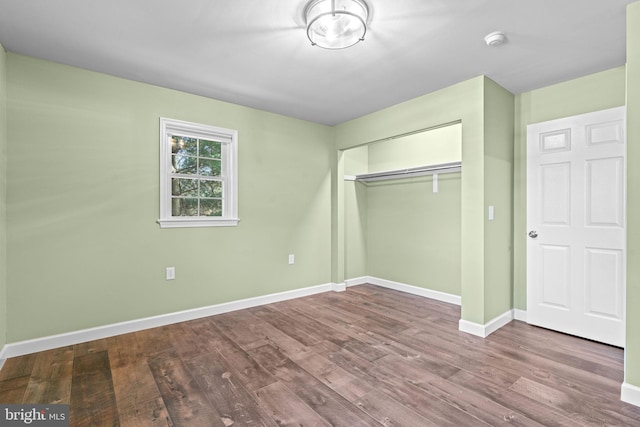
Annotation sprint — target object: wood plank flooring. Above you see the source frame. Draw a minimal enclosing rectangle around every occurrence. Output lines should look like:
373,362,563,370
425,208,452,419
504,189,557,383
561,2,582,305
2,284,640,426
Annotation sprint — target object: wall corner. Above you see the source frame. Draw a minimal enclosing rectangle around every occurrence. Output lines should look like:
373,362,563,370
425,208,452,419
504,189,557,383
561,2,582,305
624,0,640,397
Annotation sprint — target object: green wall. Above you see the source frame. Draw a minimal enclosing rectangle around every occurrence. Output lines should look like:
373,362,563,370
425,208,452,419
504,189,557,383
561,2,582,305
0,44,7,350
513,66,626,310
344,145,368,279
6,54,333,342
625,0,640,388
367,124,461,173
366,174,461,294
483,79,515,320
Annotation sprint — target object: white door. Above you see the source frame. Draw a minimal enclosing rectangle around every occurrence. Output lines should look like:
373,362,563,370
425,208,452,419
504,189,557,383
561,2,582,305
527,106,626,347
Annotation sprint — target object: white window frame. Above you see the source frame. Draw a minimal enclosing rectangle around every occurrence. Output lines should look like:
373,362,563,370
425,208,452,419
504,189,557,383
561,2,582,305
157,117,239,228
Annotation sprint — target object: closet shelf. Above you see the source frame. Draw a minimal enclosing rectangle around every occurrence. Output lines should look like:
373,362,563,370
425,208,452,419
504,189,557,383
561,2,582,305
345,161,461,182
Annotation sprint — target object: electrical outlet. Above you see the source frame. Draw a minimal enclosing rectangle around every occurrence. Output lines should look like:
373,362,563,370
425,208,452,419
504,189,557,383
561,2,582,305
288,254,295,265
166,267,175,280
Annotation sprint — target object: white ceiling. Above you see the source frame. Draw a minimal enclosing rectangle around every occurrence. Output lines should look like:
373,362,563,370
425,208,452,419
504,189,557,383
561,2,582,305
0,0,633,125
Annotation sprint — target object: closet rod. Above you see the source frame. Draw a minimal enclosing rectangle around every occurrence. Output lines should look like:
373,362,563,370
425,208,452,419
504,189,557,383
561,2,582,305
342,120,463,150
351,161,461,182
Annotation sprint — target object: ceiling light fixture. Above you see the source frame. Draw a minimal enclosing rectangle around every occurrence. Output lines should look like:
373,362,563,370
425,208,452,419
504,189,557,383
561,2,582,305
305,0,369,49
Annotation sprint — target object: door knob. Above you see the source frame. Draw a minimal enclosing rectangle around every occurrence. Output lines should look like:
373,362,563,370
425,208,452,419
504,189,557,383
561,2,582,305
528,230,538,239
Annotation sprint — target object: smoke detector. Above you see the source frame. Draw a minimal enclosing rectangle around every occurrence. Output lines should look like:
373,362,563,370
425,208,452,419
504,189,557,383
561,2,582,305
484,31,506,46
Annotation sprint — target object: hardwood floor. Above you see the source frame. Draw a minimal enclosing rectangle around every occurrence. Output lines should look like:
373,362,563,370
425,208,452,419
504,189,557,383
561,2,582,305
1,284,640,426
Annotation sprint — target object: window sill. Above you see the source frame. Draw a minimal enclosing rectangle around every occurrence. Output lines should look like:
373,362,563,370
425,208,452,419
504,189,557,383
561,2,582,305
157,218,240,228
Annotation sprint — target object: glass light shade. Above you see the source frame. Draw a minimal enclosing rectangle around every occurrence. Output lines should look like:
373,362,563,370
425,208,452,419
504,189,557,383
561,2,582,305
305,0,369,49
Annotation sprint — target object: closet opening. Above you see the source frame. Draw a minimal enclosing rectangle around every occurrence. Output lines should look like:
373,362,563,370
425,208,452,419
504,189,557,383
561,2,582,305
342,122,463,298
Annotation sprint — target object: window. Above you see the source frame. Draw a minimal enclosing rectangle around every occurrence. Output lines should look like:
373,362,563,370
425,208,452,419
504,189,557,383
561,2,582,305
158,118,238,228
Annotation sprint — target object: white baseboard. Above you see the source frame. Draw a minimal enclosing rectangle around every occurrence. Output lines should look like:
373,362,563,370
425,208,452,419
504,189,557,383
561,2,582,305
458,319,486,337
513,309,527,322
345,276,369,287
622,382,640,407
0,282,340,363
459,309,515,338
332,282,346,292
347,276,462,306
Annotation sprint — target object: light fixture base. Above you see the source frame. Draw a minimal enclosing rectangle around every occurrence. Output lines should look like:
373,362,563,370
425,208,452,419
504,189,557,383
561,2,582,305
484,31,507,47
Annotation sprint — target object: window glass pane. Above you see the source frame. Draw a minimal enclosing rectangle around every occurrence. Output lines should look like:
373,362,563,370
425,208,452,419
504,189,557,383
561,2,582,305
199,139,221,159
182,137,198,156
171,178,198,197
200,180,223,198
171,198,198,216
171,136,198,156
173,154,197,174
171,136,181,154
199,158,221,176
200,199,222,216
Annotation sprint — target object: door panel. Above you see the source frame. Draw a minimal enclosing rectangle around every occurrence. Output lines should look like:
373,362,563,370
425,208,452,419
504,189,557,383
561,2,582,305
586,120,624,146
540,128,571,152
540,245,570,308
527,106,626,347
585,157,624,227
541,162,571,225
584,248,623,319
